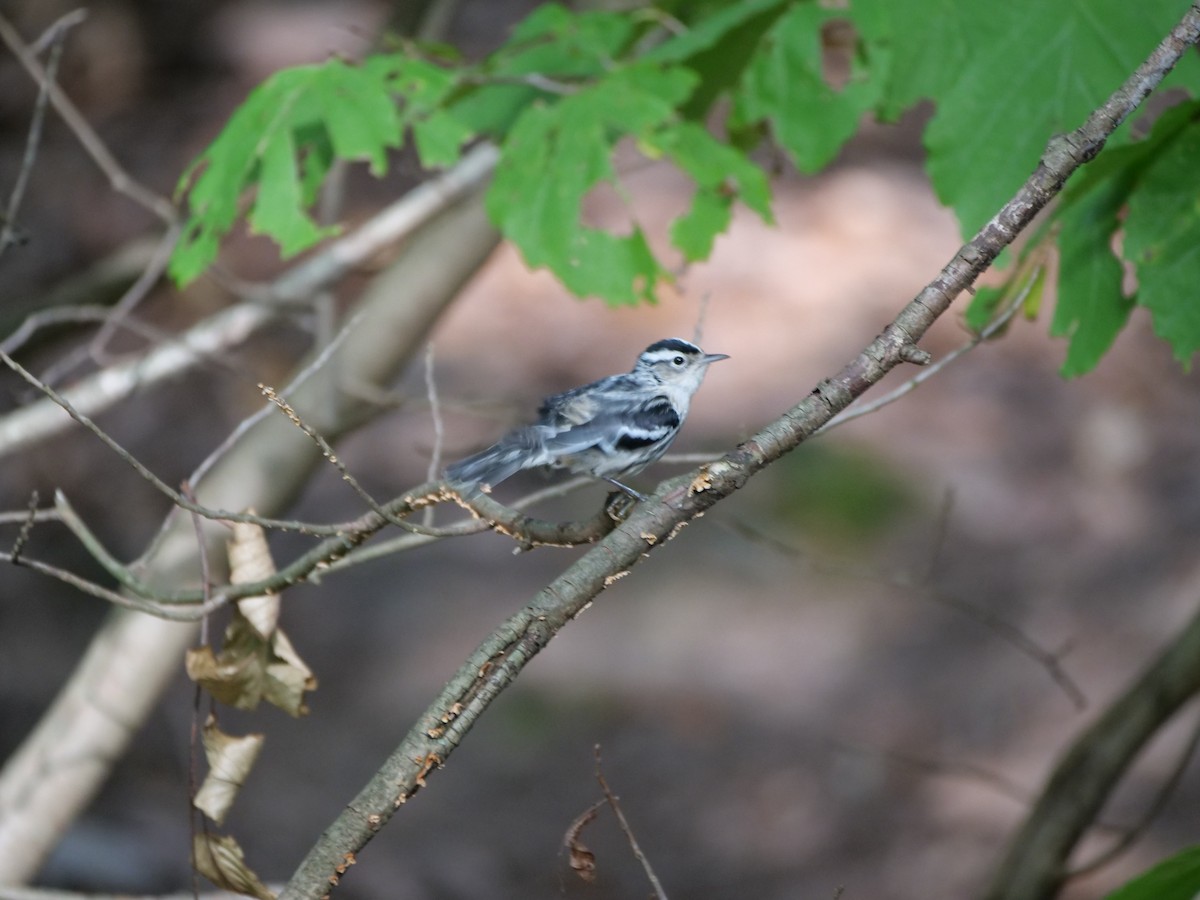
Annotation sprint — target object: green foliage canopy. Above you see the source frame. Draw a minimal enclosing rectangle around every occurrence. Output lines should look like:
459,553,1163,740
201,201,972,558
170,0,1200,375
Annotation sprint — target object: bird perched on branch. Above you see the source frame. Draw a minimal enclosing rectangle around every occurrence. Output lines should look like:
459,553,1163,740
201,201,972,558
445,338,729,500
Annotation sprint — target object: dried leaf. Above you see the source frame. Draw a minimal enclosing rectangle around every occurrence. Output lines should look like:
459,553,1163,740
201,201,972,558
186,642,263,711
186,612,316,716
264,628,317,717
193,832,275,900
564,800,604,884
194,718,265,825
228,519,279,639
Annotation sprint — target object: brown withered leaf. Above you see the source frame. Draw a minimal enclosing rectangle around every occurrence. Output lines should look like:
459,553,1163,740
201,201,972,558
263,627,316,717
194,717,265,825
227,519,279,639
185,647,258,711
185,611,316,716
564,800,604,884
193,832,275,900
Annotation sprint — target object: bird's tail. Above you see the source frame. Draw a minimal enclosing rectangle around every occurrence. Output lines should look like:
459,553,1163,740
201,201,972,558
445,431,538,489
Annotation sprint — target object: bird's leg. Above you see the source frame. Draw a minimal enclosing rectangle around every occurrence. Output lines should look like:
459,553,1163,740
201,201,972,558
602,476,647,502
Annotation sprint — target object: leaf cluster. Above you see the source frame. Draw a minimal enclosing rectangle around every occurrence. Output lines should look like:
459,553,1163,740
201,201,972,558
170,0,1200,371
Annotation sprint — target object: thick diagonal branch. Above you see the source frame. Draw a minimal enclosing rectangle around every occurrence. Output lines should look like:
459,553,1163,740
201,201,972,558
278,5,1200,897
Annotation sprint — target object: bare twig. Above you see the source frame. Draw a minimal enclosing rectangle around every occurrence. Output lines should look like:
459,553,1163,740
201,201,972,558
0,11,84,254
422,343,445,528
594,745,669,900
720,513,1087,709
88,223,182,363
35,223,182,389
831,737,1032,805
0,351,340,535
7,551,225,620
8,492,40,563
0,143,500,459
0,506,59,527
321,475,600,572
824,253,1044,432
180,481,215,900
0,195,501,887
0,12,175,223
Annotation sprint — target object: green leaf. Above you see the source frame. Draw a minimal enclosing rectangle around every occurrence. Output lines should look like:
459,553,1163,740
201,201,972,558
412,111,474,168
1124,110,1200,368
643,120,773,261
1105,846,1200,900
731,2,887,173
486,64,699,303
249,128,334,254
671,188,733,261
1053,172,1135,377
645,0,791,119
313,61,402,174
645,0,788,65
443,5,643,144
1049,100,1198,374
170,59,402,284
908,0,1200,236
491,4,638,79
872,0,972,121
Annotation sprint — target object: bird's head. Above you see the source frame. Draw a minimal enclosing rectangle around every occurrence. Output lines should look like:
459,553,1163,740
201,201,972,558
635,338,729,393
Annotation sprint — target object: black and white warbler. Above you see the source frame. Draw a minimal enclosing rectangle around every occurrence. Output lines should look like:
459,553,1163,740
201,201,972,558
445,338,729,499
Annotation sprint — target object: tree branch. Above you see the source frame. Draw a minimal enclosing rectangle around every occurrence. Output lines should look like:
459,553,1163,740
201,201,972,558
276,6,1200,895
0,142,499,459
0,12,176,224
0,195,500,886
0,10,84,255
983,597,1200,900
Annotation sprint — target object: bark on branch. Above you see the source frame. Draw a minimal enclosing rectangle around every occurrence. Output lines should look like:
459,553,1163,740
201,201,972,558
279,5,1200,896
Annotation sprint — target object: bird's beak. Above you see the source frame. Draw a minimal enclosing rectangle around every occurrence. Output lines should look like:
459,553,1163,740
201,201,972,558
703,353,730,365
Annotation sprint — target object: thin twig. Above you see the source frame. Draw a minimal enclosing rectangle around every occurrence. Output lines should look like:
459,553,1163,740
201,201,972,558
9,491,41,563
0,12,176,223
594,745,669,900
823,256,1044,432
181,481,214,900
257,384,458,538
0,11,83,254
7,551,225,620
0,143,499,459
422,342,445,528
88,223,182,363
36,223,183,389
718,514,1087,709
0,350,341,534
0,505,59,526
320,475,599,572
831,736,1033,805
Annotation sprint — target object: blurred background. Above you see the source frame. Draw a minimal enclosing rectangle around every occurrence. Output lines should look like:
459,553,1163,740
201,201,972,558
2,1,1200,898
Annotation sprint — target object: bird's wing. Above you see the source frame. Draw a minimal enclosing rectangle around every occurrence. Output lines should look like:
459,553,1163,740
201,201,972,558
537,374,630,428
540,393,680,456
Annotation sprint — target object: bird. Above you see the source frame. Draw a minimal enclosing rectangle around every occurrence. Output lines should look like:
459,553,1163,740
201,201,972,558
445,337,729,500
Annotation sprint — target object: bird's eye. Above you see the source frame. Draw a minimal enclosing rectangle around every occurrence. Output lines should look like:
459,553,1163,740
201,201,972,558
672,356,686,366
